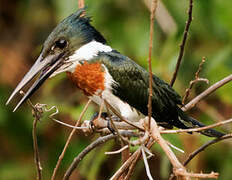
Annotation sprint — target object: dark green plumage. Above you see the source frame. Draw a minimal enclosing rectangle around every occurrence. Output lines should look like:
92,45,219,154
8,8,224,138
90,51,224,137
42,9,106,58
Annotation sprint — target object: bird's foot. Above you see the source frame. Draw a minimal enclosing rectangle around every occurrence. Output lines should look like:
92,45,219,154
90,112,116,134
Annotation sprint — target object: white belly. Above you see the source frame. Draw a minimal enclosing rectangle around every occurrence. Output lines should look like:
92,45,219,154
89,90,144,122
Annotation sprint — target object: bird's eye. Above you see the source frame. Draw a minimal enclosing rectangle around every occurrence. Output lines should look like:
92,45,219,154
55,39,67,49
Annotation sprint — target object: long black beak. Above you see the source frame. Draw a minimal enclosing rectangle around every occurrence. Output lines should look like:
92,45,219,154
6,52,65,112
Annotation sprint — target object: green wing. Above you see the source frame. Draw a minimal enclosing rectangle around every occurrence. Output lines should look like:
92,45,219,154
91,51,183,126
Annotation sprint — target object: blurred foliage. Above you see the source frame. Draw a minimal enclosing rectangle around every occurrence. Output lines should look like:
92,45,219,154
0,0,232,179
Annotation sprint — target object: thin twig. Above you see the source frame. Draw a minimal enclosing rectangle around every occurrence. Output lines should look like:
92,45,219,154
103,100,130,180
184,133,232,166
110,149,142,180
170,0,193,86
161,118,232,134
32,108,43,180
147,0,158,131
131,131,149,146
105,145,129,155
103,100,144,131
182,74,232,111
175,170,218,179
166,141,185,154
144,117,189,180
124,139,155,180
124,150,142,180
63,131,138,180
32,104,88,130
52,118,88,129
141,146,153,180
20,91,42,180
119,141,130,180
150,115,218,179
182,57,208,104
51,99,92,180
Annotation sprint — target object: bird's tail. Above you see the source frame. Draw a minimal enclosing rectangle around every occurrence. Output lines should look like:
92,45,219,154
177,107,225,138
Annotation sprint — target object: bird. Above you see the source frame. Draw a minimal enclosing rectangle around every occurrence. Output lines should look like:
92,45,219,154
6,9,224,137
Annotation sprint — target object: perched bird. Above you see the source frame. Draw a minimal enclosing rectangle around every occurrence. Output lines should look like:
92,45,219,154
6,9,224,137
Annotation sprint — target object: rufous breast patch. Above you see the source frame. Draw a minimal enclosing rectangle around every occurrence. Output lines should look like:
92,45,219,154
67,61,105,96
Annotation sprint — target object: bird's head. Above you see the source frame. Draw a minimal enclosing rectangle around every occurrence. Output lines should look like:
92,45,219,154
6,8,112,111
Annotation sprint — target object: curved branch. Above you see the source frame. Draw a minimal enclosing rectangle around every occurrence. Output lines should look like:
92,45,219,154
63,131,138,180
184,133,232,166
161,118,232,134
182,74,232,111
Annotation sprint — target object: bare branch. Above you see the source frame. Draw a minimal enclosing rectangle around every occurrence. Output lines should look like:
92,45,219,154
124,150,141,180
63,131,138,180
182,57,208,104
103,100,144,131
51,99,92,180
182,74,232,111
130,131,149,146
161,118,232,134
144,0,177,35
175,170,218,179
147,0,158,131
184,133,232,166
105,145,129,155
170,0,193,86
32,108,43,180
142,146,153,180
144,117,189,180
20,91,42,180
110,149,142,180
124,138,155,180
166,141,185,153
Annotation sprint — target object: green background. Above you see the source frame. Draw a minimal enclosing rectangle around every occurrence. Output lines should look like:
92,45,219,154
0,0,232,179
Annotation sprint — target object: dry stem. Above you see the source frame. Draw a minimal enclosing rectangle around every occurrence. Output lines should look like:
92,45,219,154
31,106,43,180
110,149,142,180
51,99,91,180
182,74,232,111
182,57,208,104
161,118,231,134
63,131,137,180
184,133,232,166
20,91,42,180
141,146,153,180
124,150,141,180
145,117,189,180
147,0,158,131
170,0,193,86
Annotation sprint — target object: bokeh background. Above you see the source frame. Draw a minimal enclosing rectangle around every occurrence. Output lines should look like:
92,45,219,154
1,0,232,179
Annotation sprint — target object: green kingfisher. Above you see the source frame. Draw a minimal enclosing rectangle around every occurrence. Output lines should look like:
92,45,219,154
6,9,224,137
